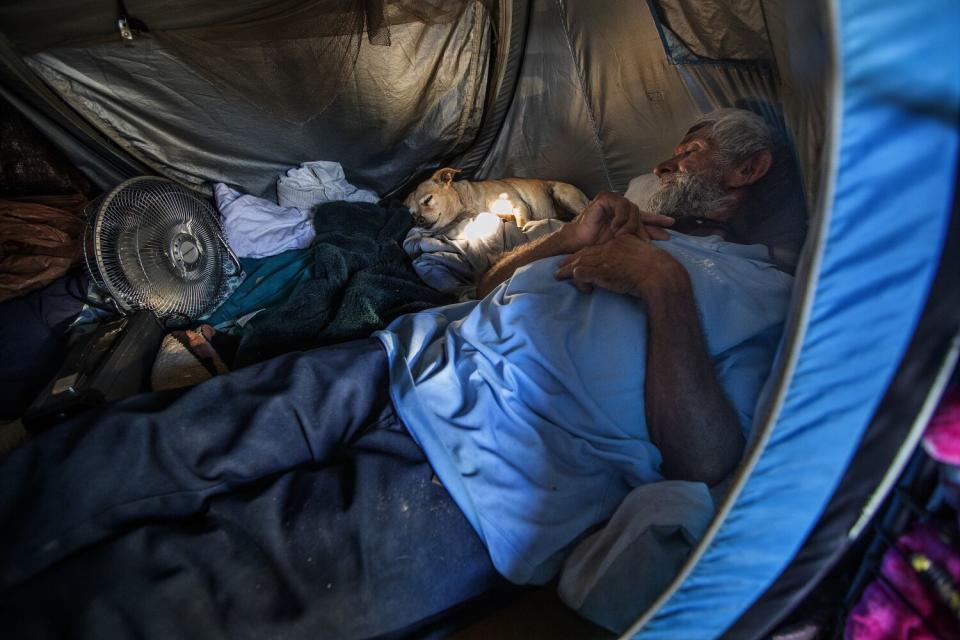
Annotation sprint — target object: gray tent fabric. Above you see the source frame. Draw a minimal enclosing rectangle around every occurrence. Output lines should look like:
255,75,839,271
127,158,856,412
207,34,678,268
760,1,830,213
475,0,783,198
0,33,150,190
477,0,700,194
8,1,493,199
1,0,818,208
649,0,773,62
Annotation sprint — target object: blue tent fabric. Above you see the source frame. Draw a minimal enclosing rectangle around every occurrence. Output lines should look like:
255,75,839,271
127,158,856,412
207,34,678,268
637,0,960,637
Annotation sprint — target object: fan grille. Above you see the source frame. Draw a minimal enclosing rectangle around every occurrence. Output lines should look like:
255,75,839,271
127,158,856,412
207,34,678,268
85,177,235,320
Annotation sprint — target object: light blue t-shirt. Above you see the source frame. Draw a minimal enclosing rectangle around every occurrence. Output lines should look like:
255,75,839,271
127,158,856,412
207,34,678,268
376,232,793,584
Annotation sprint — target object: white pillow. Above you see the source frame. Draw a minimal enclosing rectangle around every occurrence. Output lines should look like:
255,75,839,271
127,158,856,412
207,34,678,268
623,173,660,211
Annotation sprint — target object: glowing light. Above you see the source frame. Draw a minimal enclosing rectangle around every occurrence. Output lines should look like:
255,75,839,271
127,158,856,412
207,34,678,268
489,193,516,217
463,212,501,241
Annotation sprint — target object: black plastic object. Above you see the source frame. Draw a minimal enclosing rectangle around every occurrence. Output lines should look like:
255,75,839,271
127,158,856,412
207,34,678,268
23,311,165,431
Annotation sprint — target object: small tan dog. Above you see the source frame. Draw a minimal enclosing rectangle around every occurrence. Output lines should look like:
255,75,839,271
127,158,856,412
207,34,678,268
404,168,589,230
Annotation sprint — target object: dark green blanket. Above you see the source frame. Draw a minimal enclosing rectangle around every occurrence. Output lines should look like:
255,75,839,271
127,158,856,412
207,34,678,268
234,200,452,367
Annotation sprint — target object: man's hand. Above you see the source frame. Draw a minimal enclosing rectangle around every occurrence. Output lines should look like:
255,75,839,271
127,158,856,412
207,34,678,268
559,233,743,486
554,234,688,298
559,192,674,253
476,192,673,299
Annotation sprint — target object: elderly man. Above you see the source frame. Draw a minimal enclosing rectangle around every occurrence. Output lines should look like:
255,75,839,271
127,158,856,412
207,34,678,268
381,108,795,585
0,109,798,638
472,107,792,485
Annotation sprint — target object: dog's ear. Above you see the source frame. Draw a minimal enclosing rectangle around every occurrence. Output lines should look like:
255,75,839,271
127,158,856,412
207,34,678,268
431,167,461,186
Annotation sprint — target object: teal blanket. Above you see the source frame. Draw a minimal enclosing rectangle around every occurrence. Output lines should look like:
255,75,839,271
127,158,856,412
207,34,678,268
206,249,316,328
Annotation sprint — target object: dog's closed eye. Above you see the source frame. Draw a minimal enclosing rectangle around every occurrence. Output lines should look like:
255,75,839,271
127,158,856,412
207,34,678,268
420,195,433,206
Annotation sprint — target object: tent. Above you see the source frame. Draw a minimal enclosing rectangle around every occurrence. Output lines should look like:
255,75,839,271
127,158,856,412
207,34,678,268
1,0,958,637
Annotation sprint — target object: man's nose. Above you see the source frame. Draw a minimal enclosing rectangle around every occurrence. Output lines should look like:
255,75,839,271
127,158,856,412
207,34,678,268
653,156,678,177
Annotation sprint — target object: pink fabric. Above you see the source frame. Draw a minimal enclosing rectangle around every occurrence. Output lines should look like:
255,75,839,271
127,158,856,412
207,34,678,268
846,522,960,639
924,386,960,465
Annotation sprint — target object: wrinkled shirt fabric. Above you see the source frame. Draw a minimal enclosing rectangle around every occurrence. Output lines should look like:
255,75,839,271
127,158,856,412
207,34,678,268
376,231,793,584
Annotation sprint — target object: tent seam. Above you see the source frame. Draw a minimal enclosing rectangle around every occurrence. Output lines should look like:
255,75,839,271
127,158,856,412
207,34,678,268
553,0,613,192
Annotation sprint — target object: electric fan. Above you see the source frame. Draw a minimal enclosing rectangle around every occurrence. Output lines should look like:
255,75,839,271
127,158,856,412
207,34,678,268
82,176,240,322
25,177,240,430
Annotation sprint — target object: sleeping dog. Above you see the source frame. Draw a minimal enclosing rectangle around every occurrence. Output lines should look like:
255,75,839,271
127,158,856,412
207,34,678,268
405,167,589,231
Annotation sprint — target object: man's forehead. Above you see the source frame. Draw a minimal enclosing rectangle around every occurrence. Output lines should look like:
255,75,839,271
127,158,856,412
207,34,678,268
679,121,714,147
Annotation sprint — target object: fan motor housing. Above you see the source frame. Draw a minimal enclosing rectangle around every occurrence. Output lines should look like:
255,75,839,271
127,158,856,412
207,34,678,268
169,226,204,275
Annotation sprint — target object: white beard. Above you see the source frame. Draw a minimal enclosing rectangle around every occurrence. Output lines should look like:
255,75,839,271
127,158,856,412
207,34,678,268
647,170,736,221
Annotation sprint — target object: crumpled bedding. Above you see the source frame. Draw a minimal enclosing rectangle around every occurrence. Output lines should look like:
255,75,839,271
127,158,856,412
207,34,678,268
214,183,316,259
204,247,316,329
403,217,566,299
231,200,453,367
277,161,379,211
214,161,381,260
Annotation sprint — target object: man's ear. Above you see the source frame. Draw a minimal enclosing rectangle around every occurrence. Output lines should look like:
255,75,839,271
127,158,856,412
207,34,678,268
726,150,772,188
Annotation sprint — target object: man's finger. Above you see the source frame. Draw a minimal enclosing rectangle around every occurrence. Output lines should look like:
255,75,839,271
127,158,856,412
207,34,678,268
607,198,639,237
555,258,578,279
622,219,646,240
644,225,670,241
555,260,595,292
571,266,599,294
614,199,637,229
620,210,641,237
556,252,597,279
639,210,675,227
572,265,632,296
609,202,626,234
610,215,623,235
589,198,614,224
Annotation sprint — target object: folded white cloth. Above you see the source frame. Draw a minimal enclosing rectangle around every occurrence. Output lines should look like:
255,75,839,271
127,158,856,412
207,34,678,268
213,183,315,259
276,161,379,211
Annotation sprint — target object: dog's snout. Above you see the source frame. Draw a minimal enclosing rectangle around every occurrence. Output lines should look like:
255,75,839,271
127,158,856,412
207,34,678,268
416,215,426,226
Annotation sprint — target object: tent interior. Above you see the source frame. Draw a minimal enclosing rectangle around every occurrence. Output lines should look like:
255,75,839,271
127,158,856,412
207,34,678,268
1,0,958,638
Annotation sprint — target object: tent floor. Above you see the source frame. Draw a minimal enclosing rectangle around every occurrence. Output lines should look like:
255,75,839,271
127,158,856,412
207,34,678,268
449,586,613,639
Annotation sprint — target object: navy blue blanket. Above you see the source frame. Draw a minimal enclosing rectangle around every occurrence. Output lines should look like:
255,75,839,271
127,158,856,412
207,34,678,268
0,340,505,638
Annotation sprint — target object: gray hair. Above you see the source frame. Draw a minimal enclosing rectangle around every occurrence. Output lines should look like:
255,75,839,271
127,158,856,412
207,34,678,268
693,108,807,272
692,108,776,168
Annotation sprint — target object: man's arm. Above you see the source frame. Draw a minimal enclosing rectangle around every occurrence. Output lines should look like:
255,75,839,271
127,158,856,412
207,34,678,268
554,235,744,486
643,269,744,485
476,230,575,299
476,192,673,299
